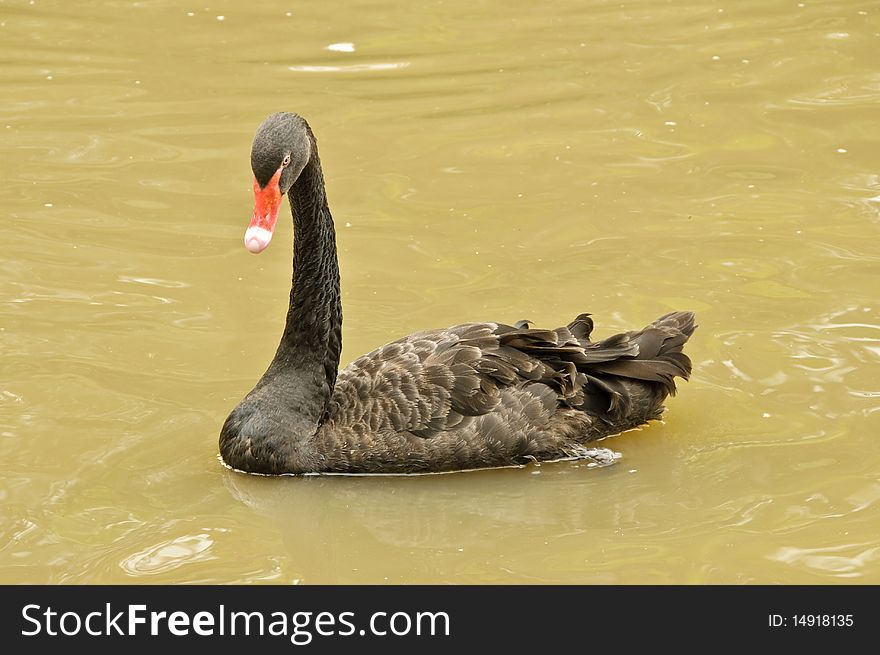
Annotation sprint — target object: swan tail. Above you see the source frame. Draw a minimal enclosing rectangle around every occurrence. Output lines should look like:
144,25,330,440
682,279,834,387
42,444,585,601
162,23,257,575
460,312,696,425
587,311,695,393
559,311,696,421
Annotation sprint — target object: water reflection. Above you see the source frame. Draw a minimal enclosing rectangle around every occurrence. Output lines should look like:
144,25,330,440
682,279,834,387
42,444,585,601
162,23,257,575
221,463,652,583
769,543,880,578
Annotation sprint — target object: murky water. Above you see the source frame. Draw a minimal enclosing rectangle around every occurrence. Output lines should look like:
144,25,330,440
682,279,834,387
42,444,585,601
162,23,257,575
2,0,879,583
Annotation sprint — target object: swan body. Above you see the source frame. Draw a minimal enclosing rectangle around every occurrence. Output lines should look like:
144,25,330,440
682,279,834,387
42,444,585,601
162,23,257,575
220,113,696,475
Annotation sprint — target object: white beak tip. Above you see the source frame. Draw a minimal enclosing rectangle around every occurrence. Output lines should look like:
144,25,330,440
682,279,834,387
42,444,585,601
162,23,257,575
244,226,273,254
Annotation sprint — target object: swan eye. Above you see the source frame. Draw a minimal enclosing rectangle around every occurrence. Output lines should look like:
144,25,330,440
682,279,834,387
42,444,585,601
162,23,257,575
282,154,291,168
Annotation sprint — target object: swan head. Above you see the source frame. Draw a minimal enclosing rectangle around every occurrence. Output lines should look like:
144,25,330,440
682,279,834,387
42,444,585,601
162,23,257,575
245,113,313,254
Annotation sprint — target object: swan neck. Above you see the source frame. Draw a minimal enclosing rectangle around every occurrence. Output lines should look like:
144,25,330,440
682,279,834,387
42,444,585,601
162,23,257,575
267,137,342,426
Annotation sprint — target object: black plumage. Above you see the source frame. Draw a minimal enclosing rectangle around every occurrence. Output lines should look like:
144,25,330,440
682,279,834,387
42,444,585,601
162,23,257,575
219,113,697,475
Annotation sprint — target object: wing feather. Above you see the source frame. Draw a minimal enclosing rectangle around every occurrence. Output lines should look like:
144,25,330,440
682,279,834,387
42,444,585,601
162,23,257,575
329,312,695,437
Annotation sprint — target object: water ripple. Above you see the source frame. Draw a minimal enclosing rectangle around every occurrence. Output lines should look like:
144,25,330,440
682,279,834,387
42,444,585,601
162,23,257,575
120,533,215,575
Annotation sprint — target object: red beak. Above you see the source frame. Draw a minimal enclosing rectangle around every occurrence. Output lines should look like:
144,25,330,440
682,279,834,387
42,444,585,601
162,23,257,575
245,167,283,253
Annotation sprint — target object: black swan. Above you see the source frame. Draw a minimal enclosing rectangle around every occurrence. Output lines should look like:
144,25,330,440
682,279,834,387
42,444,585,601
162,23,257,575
220,112,696,475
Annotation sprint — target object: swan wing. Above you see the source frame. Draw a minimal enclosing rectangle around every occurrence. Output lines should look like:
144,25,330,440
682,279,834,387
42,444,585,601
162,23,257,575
328,312,695,438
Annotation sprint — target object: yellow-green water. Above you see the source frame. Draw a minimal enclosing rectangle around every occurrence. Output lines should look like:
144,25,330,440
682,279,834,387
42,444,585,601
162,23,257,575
2,0,879,583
